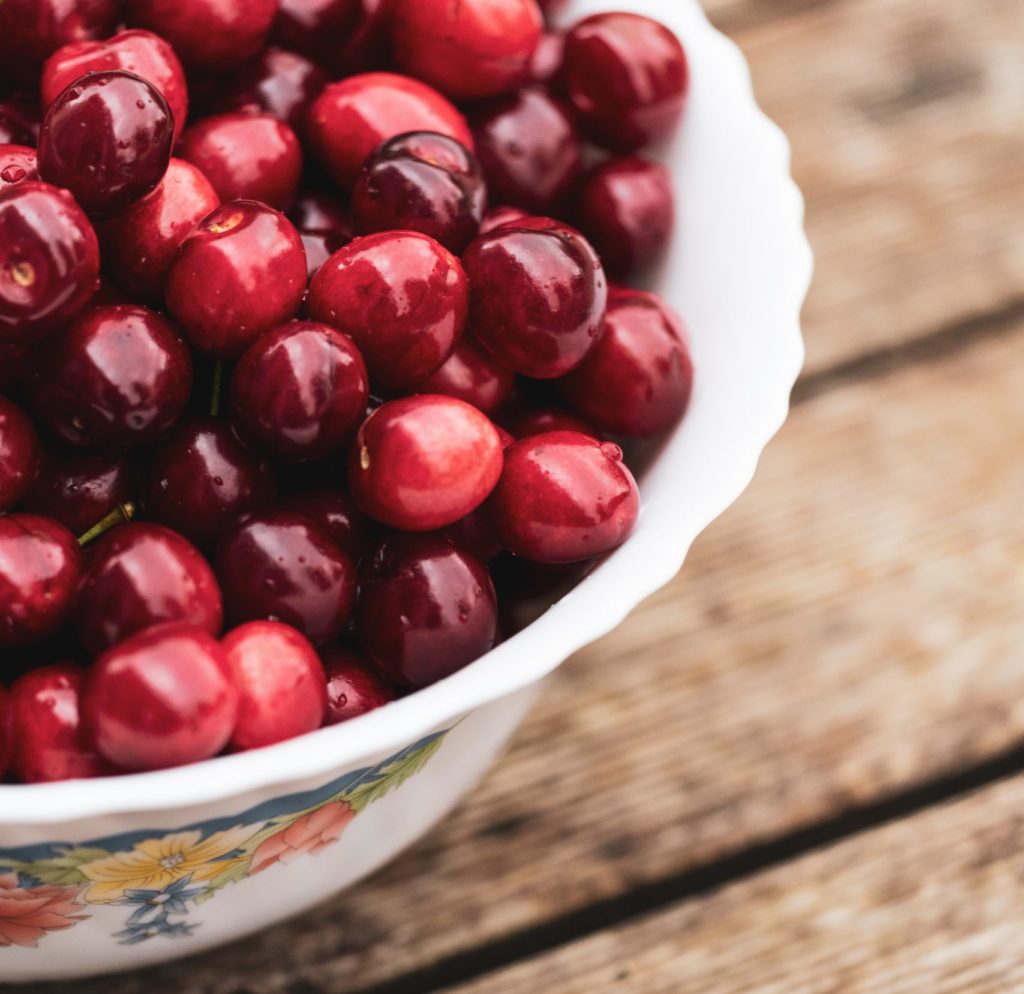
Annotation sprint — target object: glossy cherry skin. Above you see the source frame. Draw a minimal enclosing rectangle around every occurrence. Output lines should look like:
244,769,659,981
502,404,598,440
166,201,307,360
0,0,120,79
289,191,353,279
274,0,391,76
74,523,223,655
0,145,39,191
222,621,327,750
488,431,640,563
215,511,357,647
38,70,174,218
97,158,220,302
352,132,487,254
562,13,689,152
391,0,542,100
472,88,582,214
143,417,277,550
463,217,607,379
231,322,369,463
0,181,99,346
417,336,515,416
33,304,192,450
178,114,303,212
41,30,189,144
356,534,497,689
479,204,527,234
560,288,693,437
84,623,238,772
307,231,469,392
0,514,81,649
321,645,395,724
279,489,375,563
9,663,112,782
308,73,474,190
0,397,40,513
23,448,133,535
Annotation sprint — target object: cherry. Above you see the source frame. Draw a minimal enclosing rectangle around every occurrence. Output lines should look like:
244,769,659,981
462,217,607,378
0,514,81,649
308,73,473,190
222,621,327,750
0,99,39,147
230,321,369,463
9,663,112,782
307,230,469,392
488,431,640,563
178,113,303,212
321,645,395,724
38,70,174,218
417,336,515,416
274,0,391,77
560,288,693,437
479,204,527,234
391,0,542,101
0,145,39,191
529,30,565,85
96,158,220,303
562,12,689,153
166,201,307,360
0,181,99,346
356,534,497,689
215,511,357,646
32,304,192,450
143,417,277,549
84,623,238,772
442,506,504,563
501,403,598,440
0,396,40,513
74,522,223,655
472,87,582,214
0,0,120,79
41,29,190,144
352,131,486,254
279,488,375,563
289,190,353,280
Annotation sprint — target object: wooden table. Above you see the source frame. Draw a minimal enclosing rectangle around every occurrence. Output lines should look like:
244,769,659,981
65,0,1024,991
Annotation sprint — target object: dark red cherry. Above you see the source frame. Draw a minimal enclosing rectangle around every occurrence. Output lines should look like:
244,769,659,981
230,322,369,463
529,30,565,84
560,288,693,437
416,336,514,415
38,70,174,218
299,229,347,281
479,204,527,234
0,514,81,649
307,230,469,392
215,511,357,647
0,0,120,79
9,663,112,782
33,304,192,450
0,100,38,147
143,417,277,550
349,395,503,531
178,114,303,212
356,534,497,689
391,0,542,100
502,403,599,440
352,131,486,254
488,431,640,563
166,201,307,360
84,623,238,772
0,145,39,191
0,396,40,512
222,621,327,750
562,12,688,152
0,181,99,346
289,190,353,280
321,644,395,724
279,489,375,563
472,88,582,214
74,522,223,655
463,217,607,378
442,506,503,563
274,0,390,76
308,73,474,190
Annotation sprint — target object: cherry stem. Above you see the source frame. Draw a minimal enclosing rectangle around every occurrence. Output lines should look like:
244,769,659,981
77,501,136,547
210,361,225,417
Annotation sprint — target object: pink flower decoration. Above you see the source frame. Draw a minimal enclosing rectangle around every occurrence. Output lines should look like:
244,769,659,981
0,874,87,948
250,801,355,874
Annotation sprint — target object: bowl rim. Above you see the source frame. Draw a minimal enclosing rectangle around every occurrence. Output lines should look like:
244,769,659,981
0,0,813,826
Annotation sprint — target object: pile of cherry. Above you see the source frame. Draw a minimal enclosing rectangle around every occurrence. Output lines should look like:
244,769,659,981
0,0,693,783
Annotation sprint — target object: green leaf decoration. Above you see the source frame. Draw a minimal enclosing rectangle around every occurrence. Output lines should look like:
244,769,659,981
344,735,446,813
12,846,112,886
195,859,251,903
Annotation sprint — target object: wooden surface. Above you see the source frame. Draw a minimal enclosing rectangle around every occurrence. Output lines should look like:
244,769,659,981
65,1,1024,992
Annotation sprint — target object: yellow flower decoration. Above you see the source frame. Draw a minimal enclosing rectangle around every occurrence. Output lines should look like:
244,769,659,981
79,825,256,904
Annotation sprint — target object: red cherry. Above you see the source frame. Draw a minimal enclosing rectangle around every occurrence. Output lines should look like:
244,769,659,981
442,506,504,563
0,0,120,79
462,217,607,378
417,336,515,415
307,230,469,392
84,623,238,772
0,396,40,513
74,522,223,655
289,190,353,280
356,534,497,689
222,621,327,750
279,488,375,563
308,73,473,190
0,514,81,649
0,145,39,191
560,288,693,437
529,30,565,85
562,12,688,152
349,395,503,532
0,100,39,147
488,431,640,563
273,0,391,76
391,0,542,100
321,645,395,724
166,201,307,360
501,403,598,440
479,204,527,234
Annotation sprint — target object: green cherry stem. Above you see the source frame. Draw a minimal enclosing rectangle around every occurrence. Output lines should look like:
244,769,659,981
78,501,137,547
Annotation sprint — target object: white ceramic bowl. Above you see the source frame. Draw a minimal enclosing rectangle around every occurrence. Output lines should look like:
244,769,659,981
0,0,811,980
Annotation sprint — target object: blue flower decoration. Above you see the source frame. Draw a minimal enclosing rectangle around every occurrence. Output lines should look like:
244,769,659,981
111,876,206,943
